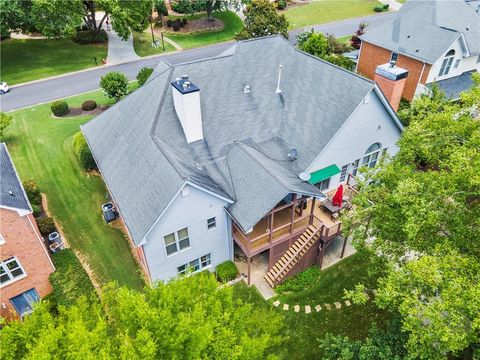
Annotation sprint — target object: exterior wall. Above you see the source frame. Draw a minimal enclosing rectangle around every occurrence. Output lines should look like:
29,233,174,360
143,184,232,282
357,41,431,101
0,209,54,319
373,74,407,111
426,38,480,84
307,90,402,192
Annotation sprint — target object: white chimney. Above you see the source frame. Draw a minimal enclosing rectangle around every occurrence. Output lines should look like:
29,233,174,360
171,75,203,143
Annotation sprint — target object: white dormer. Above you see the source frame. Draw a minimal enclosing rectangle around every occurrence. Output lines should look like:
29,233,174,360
171,75,203,143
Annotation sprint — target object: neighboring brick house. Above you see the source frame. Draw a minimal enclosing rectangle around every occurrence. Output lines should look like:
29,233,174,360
0,143,55,320
357,0,480,102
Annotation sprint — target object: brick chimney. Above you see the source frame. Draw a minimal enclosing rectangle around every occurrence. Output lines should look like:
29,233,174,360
374,62,408,111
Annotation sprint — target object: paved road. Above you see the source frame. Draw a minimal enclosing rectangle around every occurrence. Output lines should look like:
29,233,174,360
1,12,395,112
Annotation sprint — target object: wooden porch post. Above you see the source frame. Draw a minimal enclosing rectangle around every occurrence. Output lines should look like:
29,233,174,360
318,242,325,269
289,194,297,234
268,211,274,243
247,257,251,285
341,236,348,258
309,197,317,225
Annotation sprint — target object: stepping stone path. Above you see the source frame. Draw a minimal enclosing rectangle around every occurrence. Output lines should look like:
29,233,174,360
324,303,332,310
273,300,280,307
334,302,342,309
305,305,311,314
294,305,300,313
315,305,322,312
345,300,351,307
283,304,289,311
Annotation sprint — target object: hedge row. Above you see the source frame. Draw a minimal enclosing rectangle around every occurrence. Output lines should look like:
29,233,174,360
49,249,97,307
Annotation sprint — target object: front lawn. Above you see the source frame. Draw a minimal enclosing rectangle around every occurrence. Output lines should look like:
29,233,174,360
284,0,381,29
0,38,107,85
133,31,176,57
4,86,144,291
234,252,392,359
166,11,243,49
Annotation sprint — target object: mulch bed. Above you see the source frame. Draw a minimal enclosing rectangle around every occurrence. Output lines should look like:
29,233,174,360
52,105,109,119
161,17,224,34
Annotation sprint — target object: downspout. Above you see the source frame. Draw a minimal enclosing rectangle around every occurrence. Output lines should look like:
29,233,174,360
415,61,427,97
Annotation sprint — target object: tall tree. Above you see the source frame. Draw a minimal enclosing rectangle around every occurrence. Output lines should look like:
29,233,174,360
28,0,151,40
0,0,35,38
344,74,480,359
235,0,288,40
0,273,283,359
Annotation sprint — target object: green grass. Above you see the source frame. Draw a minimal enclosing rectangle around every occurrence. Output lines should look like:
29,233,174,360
166,11,243,49
284,0,381,29
337,34,353,44
0,38,107,85
4,85,144,291
133,31,176,57
234,252,392,359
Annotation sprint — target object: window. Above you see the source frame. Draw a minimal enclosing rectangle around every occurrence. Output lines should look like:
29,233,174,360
315,177,330,191
454,59,460,69
178,254,211,275
477,54,480,64
10,288,39,318
390,52,398,63
1,257,26,286
438,50,455,76
351,159,360,176
363,143,382,168
207,217,216,230
339,165,348,182
164,228,190,256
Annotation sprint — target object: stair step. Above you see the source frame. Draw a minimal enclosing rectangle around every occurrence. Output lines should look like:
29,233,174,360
264,275,274,287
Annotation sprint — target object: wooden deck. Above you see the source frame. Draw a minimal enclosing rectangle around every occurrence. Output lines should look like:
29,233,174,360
233,197,343,257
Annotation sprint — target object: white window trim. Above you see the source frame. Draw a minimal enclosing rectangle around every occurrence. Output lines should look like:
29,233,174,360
0,257,27,288
0,234,5,245
207,217,216,231
163,228,191,258
178,253,212,276
438,56,454,77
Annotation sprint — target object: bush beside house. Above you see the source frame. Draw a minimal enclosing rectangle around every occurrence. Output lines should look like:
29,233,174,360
81,100,97,111
36,217,56,236
73,131,96,170
216,260,238,282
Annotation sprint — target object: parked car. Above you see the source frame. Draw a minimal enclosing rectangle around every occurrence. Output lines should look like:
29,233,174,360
0,81,9,95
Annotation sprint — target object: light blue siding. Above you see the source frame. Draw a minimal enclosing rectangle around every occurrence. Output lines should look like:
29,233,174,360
143,184,232,282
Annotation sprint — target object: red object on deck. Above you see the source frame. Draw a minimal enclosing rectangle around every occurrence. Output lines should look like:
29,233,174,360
332,184,344,207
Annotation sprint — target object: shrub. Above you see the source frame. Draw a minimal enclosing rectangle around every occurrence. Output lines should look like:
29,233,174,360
0,112,12,141
277,0,287,10
275,266,321,293
73,29,108,44
73,131,97,170
50,100,69,116
374,5,384,12
49,249,96,307
383,3,389,10
137,67,154,87
36,217,56,236
172,22,181,31
81,100,97,111
99,71,129,102
23,180,42,206
172,0,206,14
182,18,188,26
216,261,238,282
167,19,173,27
31,204,41,217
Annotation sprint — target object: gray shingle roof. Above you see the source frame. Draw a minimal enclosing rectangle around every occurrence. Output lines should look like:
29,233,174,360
0,143,31,212
361,0,480,64
431,70,476,99
83,36,377,244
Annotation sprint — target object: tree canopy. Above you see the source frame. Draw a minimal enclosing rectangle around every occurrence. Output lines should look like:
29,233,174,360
344,73,480,359
1,0,152,40
235,0,288,40
0,273,282,359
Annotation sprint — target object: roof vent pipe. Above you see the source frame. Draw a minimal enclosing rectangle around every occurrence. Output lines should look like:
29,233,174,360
276,64,283,94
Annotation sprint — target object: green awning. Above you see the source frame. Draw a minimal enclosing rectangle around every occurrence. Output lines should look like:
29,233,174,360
309,164,341,184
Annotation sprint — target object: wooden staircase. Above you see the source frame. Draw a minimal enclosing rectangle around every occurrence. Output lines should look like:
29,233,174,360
264,225,321,288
